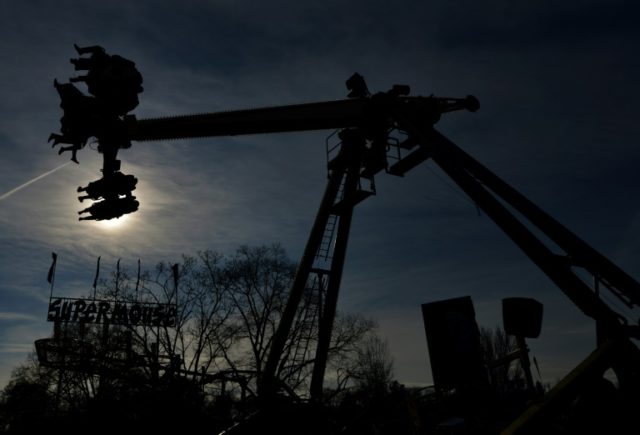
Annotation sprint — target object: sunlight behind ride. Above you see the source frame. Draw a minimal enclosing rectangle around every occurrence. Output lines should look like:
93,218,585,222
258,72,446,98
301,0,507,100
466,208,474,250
95,213,130,230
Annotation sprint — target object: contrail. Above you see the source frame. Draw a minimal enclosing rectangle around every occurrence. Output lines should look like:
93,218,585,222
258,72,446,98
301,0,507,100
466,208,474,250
0,161,71,202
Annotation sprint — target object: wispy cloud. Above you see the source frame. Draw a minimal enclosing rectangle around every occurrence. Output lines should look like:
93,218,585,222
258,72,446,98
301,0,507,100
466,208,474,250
0,312,39,322
0,343,34,354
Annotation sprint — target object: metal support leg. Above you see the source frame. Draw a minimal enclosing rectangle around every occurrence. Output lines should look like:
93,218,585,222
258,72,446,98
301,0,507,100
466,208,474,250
259,165,345,398
516,336,535,394
310,163,360,401
260,130,367,400
399,123,625,334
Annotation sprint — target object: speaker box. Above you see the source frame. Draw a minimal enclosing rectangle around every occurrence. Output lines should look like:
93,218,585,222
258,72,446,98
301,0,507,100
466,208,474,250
421,296,488,392
502,297,543,338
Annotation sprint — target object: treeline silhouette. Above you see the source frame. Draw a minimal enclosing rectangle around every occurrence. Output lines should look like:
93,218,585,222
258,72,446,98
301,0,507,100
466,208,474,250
0,245,566,434
0,245,399,434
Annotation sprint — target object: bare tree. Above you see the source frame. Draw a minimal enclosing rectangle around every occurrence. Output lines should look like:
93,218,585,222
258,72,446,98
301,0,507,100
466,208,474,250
216,245,295,395
348,332,395,396
480,325,523,395
0,356,53,431
324,314,378,392
92,245,377,399
134,253,236,381
209,245,376,398
11,244,379,422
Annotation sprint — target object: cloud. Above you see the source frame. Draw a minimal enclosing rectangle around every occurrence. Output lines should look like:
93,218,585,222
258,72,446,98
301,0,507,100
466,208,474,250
0,312,40,322
0,317,51,387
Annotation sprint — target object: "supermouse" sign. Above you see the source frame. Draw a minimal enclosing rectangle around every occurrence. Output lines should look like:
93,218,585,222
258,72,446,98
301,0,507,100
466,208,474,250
47,297,177,327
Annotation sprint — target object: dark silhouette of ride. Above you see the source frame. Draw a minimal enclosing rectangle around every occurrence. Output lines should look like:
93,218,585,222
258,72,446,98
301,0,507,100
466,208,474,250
50,44,143,220
77,171,137,203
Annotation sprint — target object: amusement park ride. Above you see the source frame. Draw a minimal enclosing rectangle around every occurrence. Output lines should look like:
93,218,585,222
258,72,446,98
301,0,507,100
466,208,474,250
49,45,640,432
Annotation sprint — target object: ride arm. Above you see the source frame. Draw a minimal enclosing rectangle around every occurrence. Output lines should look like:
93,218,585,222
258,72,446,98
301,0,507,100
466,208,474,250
126,99,367,141
124,94,478,142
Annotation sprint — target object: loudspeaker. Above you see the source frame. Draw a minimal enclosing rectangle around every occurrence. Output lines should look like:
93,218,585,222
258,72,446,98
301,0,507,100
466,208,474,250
421,296,488,392
502,297,543,338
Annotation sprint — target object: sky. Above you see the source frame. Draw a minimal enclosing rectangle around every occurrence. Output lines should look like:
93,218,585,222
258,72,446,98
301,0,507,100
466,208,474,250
1,0,639,390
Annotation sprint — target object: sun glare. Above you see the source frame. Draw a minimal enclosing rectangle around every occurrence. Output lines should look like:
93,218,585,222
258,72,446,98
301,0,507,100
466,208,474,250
95,214,130,230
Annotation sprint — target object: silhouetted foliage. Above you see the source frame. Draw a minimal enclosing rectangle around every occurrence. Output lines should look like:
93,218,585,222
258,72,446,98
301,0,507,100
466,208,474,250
1,245,383,433
0,357,54,433
480,325,523,396
346,334,394,397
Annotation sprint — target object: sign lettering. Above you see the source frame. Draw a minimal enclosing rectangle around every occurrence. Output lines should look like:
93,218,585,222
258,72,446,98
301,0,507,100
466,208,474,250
47,297,177,327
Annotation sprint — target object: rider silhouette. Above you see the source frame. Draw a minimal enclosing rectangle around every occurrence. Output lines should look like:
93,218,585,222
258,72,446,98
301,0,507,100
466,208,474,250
78,196,139,221
77,172,137,202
